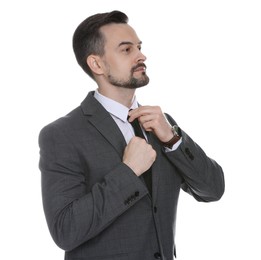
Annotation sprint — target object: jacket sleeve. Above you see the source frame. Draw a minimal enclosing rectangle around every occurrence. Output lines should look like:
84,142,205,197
38,123,148,251
164,113,225,202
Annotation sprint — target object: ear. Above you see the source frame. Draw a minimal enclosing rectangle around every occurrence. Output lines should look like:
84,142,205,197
86,55,104,75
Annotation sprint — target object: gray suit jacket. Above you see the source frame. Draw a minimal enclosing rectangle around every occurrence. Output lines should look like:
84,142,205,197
39,91,225,260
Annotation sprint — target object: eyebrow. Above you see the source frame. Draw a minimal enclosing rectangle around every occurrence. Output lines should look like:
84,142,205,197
118,41,142,47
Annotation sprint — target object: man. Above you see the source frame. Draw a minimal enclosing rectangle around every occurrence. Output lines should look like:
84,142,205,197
39,10,225,260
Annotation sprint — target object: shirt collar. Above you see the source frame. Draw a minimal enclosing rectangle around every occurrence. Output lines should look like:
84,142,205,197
94,89,138,122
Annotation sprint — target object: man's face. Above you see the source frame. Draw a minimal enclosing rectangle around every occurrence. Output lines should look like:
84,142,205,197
99,23,149,89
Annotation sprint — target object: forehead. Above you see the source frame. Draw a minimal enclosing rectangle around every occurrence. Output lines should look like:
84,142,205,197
100,23,141,47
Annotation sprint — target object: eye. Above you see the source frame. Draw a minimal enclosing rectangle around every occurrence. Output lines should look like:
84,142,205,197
122,46,131,53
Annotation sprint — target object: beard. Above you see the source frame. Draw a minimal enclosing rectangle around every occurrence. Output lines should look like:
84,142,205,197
107,63,150,89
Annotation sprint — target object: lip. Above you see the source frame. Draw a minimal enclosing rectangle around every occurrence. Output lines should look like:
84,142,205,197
134,66,146,72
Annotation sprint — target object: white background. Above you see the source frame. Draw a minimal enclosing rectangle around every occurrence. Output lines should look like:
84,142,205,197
1,0,260,259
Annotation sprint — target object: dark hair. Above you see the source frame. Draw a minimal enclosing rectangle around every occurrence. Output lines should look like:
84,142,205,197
73,10,129,79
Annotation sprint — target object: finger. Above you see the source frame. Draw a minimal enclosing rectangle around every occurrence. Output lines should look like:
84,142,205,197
142,120,156,132
128,106,153,122
138,114,155,125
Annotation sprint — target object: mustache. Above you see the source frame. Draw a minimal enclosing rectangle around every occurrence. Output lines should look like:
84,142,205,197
131,63,147,73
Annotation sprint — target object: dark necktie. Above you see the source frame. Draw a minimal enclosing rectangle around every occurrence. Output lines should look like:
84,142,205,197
128,113,152,195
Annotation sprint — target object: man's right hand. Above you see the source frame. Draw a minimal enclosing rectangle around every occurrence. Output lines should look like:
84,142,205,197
123,136,156,176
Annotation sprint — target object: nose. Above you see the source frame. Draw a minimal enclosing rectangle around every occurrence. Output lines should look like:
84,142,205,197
137,50,147,63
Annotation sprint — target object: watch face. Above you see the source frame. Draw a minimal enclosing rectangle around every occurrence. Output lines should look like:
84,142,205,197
173,125,181,137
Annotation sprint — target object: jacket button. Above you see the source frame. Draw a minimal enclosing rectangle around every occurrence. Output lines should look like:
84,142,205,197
185,147,194,160
154,252,161,259
154,206,157,213
135,191,139,197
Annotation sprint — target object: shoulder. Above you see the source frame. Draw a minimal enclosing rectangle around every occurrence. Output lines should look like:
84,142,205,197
39,105,82,143
40,91,96,134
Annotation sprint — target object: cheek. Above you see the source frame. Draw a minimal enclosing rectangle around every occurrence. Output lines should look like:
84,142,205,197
113,62,130,76
103,55,132,76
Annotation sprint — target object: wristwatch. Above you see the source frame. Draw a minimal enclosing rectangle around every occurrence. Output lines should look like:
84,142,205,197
161,125,181,148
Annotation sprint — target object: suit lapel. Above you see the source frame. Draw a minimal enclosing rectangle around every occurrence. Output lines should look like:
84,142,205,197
81,92,127,157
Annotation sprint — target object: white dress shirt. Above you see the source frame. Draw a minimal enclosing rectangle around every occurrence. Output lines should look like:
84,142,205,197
94,89,181,150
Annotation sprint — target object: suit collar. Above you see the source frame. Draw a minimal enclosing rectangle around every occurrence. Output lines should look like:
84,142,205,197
81,91,104,116
81,91,126,156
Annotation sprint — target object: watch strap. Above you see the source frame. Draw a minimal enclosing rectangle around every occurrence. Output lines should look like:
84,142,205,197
161,125,181,148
